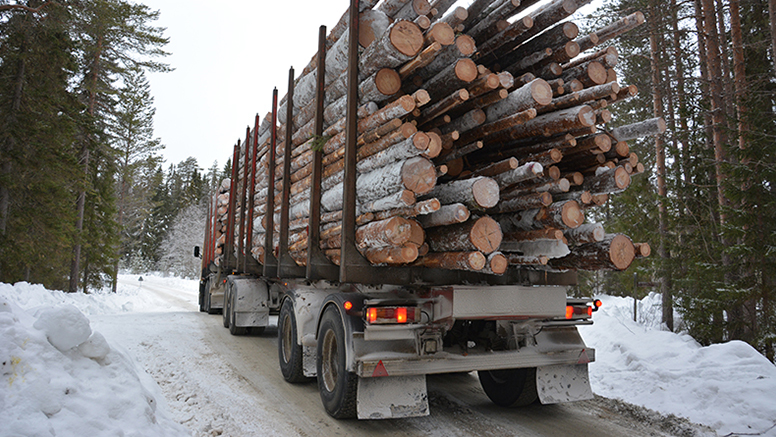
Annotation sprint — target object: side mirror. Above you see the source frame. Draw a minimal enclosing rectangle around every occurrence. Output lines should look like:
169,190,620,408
193,246,201,258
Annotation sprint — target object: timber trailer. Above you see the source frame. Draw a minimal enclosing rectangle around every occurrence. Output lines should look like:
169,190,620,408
193,0,653,420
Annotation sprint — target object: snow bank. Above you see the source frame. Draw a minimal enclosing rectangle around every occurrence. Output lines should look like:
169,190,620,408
0,275,194,316
581,293,776,436
0,284,189,437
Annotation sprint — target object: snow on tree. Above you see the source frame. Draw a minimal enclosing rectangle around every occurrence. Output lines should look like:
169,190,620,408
158,202,206,278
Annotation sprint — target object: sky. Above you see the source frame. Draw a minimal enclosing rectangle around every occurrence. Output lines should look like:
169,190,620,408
2,276,775,435
141,0,602,171
143,1,363,171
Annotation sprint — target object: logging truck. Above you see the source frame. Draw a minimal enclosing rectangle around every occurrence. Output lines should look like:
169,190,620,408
194,0,657,420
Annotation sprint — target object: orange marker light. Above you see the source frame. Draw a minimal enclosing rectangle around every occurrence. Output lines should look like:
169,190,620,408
367,307,377,324
566,306,574,319
396,307,407,323
343,301,353,311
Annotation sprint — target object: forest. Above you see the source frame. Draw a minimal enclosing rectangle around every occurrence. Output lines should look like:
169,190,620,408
0,0,774,362
0,0,224,291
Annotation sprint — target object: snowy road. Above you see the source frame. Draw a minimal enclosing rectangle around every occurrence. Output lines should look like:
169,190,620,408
93,276,710,437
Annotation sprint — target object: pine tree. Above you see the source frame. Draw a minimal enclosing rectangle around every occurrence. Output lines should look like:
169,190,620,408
68,0,170,291
110,66,164,291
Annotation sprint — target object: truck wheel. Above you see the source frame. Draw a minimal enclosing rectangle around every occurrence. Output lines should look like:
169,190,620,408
198,280,207,312
317,305,357,419
204,286,212,314
229,288,248,335
278,299,306,383
222,286,231,328
478,367,538,407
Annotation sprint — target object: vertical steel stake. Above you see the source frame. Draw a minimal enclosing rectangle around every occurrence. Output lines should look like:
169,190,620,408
263,89,279,278
307,24,339,281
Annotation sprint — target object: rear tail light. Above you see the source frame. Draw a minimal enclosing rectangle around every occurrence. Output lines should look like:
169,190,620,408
365,306,420,325
566,304,594,319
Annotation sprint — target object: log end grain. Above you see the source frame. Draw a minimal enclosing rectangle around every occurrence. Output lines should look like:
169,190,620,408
531,79,554,106
399,94,418,112
469,251,487,270
610,234,636,270
565,41,581,59
547,165,561,180
540,191,553,206
561,200,585,229
375,68,402,96
409,131,429,150
401,157,438,195
588,61,608,85
455,58,479,83
635,242,651,257
429,21,456,46
578,105,597,127
471,216,503,254
563,21,580,39
401,122,419,138
613,166,631,190
488,252,508,275
455,34,477,56
413,89,431,106
391,20,425,57
472,177,500,209
360,10,391,47
415,15,431,29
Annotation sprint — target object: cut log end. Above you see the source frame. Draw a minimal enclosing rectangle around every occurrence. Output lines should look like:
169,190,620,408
472,177,500,209
468,251,487,270
471,216,502,254
455,58,479,83
401,157,437,195
429,22,456,46
614,166,631,189
635,242,651,257
456,34,477,56
531,79,554,106
561,200,585,229
375,68,402,96
391,20,425,57
488,252,508,274
610,234,636,270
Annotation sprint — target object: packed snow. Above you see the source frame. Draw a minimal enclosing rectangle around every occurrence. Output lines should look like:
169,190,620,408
0,279,190,437
1,276,775,436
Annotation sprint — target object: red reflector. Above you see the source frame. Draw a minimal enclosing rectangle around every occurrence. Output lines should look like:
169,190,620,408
372,360,389,377
343,301,353,311
587,306,593,317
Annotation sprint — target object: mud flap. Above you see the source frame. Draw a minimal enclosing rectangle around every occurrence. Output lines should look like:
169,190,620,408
536,364,593,404
356,375,429,419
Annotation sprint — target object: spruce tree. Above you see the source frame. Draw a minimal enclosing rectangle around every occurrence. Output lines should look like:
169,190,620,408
0,2,82,288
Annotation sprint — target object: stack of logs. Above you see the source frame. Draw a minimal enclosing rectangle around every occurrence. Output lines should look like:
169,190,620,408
216,0,660,276
211,178,232,266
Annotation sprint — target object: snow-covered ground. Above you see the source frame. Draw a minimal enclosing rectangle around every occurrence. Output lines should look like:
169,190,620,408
1,275,775,436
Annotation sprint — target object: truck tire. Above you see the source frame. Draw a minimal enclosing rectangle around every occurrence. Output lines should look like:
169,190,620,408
198,280,207,312
229,288,248,335
222,286,231,328
204,286,212,314
317,305,357,419
278,299,307,383
478,367,538,408
206,284,221,315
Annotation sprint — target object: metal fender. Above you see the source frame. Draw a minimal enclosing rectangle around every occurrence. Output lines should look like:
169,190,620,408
317,292,365,374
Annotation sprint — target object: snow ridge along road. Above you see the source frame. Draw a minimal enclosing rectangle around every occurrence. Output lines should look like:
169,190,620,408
88,275,710,437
